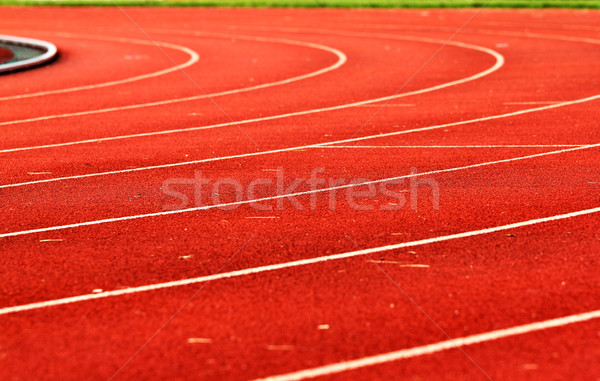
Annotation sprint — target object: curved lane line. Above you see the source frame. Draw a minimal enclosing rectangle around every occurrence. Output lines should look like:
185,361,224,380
0,35,503,151
0,27,598,325
0,32,346,126
3,28,599,189
1,93,598,190
0,32,200,101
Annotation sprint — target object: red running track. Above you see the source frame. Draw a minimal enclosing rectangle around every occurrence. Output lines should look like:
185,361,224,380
0,6,599,381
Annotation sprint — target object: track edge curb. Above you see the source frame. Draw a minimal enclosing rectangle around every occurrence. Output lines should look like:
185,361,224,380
0,34,57,73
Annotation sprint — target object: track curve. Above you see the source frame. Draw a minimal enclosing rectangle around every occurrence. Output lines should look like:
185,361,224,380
0,6,598,381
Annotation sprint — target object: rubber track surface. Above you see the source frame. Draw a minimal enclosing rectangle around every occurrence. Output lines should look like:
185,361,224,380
0,6,599,381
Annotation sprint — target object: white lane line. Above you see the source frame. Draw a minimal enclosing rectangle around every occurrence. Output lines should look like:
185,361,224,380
0,34,504,150
1,94,598,190
319,22,600,46
503,101,563,105
316,144,585,149
254,309,600,381
473,20,600,33
1,205,598,316
0,32,199,101
477,29,600,46
1,142,599,237
0,32,346,127
352,104,415,107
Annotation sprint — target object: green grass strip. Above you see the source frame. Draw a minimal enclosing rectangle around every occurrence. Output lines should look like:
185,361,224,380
0,0,599,8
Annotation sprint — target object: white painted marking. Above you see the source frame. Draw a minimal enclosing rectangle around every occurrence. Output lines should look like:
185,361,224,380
485,29,600,46
0,206,598,316
187,338,213,344
503,101,563,105
317,144,584,149
0,32,346,127
308,22,600,47
474,20,600,33
0,33,504,151
1,142,599,235
353,103,415,107
0,32,200,101
1,95,598,190
253,309,600,381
